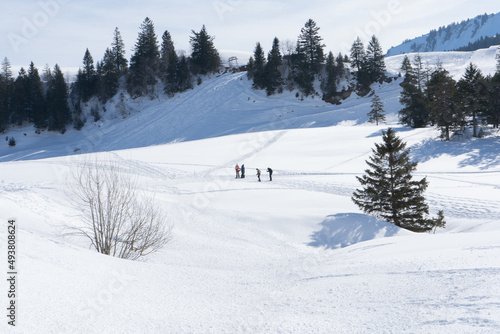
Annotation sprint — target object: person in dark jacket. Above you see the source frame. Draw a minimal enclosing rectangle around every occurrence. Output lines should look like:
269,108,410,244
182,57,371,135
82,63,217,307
256,168,261,182
267,167,273,181
241,164,245,178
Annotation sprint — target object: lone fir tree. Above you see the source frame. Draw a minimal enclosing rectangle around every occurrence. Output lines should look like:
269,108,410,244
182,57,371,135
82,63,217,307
352,128,445,232
368,94,385,125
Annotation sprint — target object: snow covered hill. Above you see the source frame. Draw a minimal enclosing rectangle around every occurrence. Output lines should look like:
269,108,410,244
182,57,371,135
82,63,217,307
386,12,500,56
1,48,500,333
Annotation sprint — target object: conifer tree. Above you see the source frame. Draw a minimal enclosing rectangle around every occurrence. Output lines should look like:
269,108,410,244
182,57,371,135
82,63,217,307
251,42,266,90
164,49,179,95
99,48,120,102
400,55,413,80
160,30,175,82
264,37,283,95
47,64,71,132
426,67,462,140
350,37,365,72
176,54,192,92
78,48,97,102
27,62,46,129
399,72,430,128
297,19,325,75
292,42,314,95
368,94,385,125
0,58,13,132
350,37,372,91
246,57,255,79
485,72,500,128
457,63,486,137
128,17,160,97
352,128,445,232
335,53,345,78
412,54,429,91
293,19,325,95
11,68,28,125
365,35,386,83
111,27,128,76
322,51,337,101
190,25,221,75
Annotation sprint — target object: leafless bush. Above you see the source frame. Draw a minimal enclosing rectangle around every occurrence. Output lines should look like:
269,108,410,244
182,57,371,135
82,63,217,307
67,159,172,260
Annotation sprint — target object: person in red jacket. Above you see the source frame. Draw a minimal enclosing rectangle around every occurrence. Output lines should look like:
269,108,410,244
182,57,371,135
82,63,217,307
235,164,240,179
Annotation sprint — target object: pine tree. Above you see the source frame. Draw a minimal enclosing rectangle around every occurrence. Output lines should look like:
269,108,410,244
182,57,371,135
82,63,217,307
176,54,192,92
11,67,28,125
293,41,314,95
400,55,413,80
78,48,97,102
457,63,486,137
164,49,179,95
399,73,430,128
111,27,128,76
485,73,500,128
412,54,430,91
368,94,385,125
365,35,386,83
160,30,175,82
190,25,221,75
251,42,266,90
322,51,337,101
99,48,120,102
128,17,160,97
246,57,255,79
0,58,13,132
350,37,371,91
27,62,46,129
350,37,365,72
352,128,444,232
264,37,283,95
426,67,462,140
297,19,325,75
335,52,345,77
47,64,71,132
293,19,325,95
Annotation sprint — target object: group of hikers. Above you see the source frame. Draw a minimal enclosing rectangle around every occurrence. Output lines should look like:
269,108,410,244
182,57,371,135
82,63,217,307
235,164,273,182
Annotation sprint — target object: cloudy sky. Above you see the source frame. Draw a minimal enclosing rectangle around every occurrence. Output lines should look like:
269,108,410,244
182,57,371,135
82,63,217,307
1,0,499,73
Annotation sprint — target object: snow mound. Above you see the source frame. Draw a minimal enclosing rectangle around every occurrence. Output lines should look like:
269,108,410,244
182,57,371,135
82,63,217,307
308,213,409,249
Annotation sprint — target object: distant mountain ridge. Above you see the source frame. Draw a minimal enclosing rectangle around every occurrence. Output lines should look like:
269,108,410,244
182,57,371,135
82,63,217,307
386,12,500,56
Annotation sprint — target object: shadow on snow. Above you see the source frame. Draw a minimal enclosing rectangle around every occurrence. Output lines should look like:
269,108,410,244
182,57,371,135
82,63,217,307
411,135,500,170
308,213,401,249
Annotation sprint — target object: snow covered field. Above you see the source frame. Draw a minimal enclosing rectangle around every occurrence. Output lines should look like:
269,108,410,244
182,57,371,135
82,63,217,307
1,49,500,333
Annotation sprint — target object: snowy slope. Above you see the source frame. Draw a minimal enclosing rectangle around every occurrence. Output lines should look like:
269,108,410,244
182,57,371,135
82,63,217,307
2,47,498,163
1,48,500,333
387,12,500,56
385,45,499,80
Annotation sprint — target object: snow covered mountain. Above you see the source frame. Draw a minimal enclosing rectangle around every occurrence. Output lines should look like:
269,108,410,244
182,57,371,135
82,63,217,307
1,48,500,333
386,12,500,56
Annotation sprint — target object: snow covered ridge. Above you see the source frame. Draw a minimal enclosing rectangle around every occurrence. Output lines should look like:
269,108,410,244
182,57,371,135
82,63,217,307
386,12,500,56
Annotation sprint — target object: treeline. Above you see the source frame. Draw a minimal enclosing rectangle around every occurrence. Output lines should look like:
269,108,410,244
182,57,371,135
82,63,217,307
246,19,387,100
453,34,500,52
0,17,221,133
398,53,500,140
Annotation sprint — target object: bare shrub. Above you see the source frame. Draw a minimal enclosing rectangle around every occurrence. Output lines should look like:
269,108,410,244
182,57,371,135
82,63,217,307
67,158,172,260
